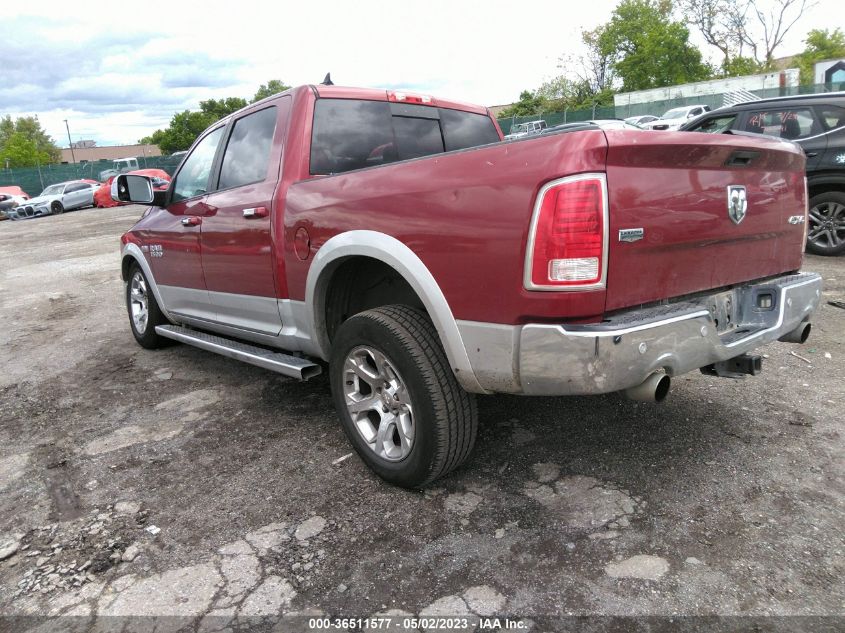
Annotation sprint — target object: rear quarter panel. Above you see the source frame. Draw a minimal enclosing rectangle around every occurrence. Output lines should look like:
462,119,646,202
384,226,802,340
283,131,608,324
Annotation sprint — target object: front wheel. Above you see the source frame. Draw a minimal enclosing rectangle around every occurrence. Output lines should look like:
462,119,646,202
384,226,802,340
330,305,478,488
806,191,845,256
126,263,169,348
50,201,64,215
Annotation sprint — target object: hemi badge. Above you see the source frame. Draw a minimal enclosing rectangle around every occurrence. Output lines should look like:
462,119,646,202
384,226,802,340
619,228,644,243
788,215,805,225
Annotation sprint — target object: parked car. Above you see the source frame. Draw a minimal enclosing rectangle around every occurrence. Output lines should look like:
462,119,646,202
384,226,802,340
94,169,170,208
504,119,547,139
543,120,643,133
0,192,28,220
681,92,845,255
5,180,98,220
113,84,819,488
98,157,140,182
624,114,659,126
643,105,712,130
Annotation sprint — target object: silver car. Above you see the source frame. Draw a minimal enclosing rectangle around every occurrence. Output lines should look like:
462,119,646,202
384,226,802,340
7,181,98,220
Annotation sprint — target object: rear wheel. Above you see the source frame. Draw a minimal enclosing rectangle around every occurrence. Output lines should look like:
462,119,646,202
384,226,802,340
50,201,64,215
330,305,478,488
126,263,169,349
807,191,845,256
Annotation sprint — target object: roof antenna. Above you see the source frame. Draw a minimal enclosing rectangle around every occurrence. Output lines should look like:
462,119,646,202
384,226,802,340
321,73,334,86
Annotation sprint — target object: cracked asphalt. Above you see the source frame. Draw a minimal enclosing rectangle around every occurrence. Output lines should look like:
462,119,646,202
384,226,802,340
0,206,843,631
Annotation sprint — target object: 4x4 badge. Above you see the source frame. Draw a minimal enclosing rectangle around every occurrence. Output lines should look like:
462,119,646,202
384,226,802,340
727,185,747,224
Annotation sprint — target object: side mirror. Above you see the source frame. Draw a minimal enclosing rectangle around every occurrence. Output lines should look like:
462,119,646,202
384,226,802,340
111,174,153,204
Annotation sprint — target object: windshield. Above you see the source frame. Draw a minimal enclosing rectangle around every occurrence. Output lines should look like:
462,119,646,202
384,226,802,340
662,108,691,119
509,123,528,134
41,185,64,196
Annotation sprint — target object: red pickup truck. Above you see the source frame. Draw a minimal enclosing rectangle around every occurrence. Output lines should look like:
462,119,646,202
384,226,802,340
115,84,822,488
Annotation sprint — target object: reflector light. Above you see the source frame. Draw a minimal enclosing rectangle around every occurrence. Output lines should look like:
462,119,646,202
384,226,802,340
549,257,600,282
387,90,434,105
525,174,607,289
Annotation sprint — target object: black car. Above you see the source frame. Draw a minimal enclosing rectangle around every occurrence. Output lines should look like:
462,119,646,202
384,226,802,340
681,92,845,256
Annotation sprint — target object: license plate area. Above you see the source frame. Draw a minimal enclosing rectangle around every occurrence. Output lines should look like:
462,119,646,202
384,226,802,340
709,290,738,334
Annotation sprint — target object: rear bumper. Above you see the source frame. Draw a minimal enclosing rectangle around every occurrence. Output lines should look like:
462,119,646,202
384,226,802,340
458,272,822,396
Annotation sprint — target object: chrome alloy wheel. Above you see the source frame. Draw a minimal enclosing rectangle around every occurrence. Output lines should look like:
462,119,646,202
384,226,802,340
808,200,845,250
343,346,414,462
129,271,149,334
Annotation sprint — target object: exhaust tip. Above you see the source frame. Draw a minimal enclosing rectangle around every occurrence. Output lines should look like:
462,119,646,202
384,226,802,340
653,374,671,402
625,372,671,403
778,321,811,344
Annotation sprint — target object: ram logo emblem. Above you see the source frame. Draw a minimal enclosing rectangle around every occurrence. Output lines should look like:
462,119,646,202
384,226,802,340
727,185,747,225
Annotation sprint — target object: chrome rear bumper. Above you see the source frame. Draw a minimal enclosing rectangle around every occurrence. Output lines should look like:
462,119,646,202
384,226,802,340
459,272,823,396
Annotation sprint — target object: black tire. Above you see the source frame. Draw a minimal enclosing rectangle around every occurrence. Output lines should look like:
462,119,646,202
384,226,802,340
806,191,845,256
330,305,478,488
50,201,64,215
126,262,170,349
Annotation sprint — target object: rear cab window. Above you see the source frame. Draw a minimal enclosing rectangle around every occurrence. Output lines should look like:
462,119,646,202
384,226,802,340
310,99,500,175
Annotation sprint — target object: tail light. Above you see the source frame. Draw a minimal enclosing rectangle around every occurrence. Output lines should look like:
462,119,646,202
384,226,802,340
524,173,608,290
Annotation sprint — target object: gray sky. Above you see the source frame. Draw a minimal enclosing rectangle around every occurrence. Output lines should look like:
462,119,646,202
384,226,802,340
0,0,837,147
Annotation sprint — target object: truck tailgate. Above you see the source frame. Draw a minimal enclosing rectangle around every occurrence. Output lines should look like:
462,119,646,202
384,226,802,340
603,130,807,312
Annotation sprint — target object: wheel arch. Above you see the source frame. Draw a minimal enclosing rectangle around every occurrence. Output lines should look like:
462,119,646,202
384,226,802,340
808,173,845,198
305,231,485,393
120,243,174,323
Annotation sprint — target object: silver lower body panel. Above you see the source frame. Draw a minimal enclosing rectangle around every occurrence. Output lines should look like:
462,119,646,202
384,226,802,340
459,272,823,396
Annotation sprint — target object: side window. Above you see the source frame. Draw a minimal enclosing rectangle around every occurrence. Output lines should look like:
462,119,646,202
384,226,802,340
744,109,816,140
172,127,225,202
64,184,82,193
691,115,736,134
218,106,277,190
818,105,845,130
311,100,393,174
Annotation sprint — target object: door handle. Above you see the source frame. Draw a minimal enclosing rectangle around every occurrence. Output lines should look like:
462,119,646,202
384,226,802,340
804,152,818,158
243,206,268,218
181,216,201,227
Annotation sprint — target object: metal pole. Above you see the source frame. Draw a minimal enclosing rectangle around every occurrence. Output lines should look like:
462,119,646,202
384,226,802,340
64,120,76,164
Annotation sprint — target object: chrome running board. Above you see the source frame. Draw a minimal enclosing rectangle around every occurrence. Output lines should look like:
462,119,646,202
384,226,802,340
155,325,322,380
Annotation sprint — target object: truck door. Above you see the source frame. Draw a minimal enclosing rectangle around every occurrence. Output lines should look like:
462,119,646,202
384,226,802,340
201,98,289,335
145,126,225,321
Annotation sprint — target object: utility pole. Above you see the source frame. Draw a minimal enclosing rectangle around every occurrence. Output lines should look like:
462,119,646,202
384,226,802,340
64,120,76,163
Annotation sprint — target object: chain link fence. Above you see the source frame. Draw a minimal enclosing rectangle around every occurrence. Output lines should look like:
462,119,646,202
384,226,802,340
0,155,183,197
497,81,845,135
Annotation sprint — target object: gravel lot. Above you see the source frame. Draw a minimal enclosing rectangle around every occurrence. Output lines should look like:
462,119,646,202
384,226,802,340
0,206,843,631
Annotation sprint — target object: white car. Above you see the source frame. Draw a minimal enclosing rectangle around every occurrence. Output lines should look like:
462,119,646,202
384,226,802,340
624,115,659,126
643,105,711,131
6,181,98,220
504,120,547,140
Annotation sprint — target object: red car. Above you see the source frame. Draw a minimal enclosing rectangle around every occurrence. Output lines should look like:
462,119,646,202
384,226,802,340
94,169,170,208
114,84,821,487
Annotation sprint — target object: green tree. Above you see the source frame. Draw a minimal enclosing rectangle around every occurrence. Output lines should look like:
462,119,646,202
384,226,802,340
0,131,54,167
252,80,291,102
598,0,711,91
498,91,548,118
0,115,60,165
140,81,290,154
796,28,845,85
